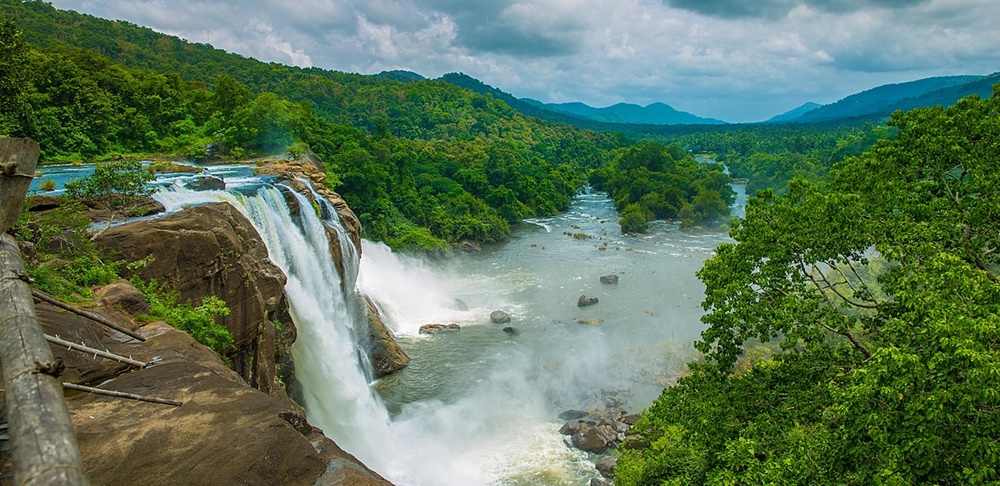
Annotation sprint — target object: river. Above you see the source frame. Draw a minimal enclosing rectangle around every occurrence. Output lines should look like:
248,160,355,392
28,163,745,485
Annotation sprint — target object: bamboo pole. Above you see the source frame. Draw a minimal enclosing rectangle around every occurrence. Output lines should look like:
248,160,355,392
1,233,89,486
31,289,146,343
44,334,148,369
61,383,181,407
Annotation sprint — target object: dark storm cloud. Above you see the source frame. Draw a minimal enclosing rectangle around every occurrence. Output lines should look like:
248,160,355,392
664,0,930,19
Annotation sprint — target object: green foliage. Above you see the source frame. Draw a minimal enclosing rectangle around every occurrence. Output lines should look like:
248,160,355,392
131,276,234,356
0,15,28,134
593,141,733,232
64,157,154,223
619,90,1000,485
12,198,119,300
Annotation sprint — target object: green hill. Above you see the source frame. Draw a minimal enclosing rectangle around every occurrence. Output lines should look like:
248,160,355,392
792,75,983,123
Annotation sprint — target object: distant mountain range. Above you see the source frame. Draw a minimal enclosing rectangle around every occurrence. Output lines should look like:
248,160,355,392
434,71,999,130
789,75,991,123
767,102,822,122
544,101,725,125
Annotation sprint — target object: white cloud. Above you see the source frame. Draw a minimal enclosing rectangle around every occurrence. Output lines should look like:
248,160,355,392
51,0,1000,122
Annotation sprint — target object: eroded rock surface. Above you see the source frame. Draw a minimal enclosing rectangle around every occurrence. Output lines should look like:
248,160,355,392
94,202,293,400
36,300,390,486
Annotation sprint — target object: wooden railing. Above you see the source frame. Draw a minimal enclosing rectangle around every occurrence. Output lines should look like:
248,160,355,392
0,138,88,485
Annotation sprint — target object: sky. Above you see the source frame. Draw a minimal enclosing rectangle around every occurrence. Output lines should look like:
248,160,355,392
48,0,1000,122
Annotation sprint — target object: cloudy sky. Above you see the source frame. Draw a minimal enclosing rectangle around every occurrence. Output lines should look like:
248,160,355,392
48,0,1000,122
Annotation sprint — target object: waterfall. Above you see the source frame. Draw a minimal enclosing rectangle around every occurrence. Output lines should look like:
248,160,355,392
155,184,393,467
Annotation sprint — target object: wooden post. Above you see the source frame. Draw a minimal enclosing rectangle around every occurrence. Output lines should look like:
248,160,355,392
0,138,40,234
1,136,88,485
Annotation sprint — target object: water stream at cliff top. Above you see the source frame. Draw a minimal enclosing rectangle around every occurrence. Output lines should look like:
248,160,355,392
33,165,745,485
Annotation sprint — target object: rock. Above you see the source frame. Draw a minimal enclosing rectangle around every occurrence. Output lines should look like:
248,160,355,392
24,194,62,212
95,280,150,315
452,298,469,311
95,202,291,399
590,479,610,486
185,175,226,191
577,318,603,326
457,240,481,252
600,274,619,285
578,295,599,307
502,326,520,336
572,423,618,453
559,420,581,436
558,409,587,421
490,310,511,324
419,323,462,334
40,307,392,486
84,195,166,222
623,414,640,426
595,458,617,478
363,296,410,377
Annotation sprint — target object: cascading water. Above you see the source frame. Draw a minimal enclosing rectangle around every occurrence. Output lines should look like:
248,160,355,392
154,181,512,485
148,172,746,486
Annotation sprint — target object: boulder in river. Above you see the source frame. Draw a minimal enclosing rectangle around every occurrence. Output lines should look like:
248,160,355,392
577,318,603,326
185,175,226,191
490,310,511,324
595,458,617,478
578,295,599,307
600,274,619,285
419,323,461,334
572,423,619,453
502,326,521,336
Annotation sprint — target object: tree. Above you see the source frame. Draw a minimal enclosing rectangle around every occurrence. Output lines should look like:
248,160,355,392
0,16,27,134
64,157,154,231
618,89,1000,485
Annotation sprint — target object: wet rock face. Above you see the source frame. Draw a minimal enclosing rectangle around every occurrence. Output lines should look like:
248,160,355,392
94,202,292,399
363,296,411,377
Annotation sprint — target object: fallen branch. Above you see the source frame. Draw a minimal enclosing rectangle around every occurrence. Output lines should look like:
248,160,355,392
45,334,148,368
62,382,181,407
32,289,146,342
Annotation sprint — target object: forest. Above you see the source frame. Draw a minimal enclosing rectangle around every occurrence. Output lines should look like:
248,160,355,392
5,2,999,483
615,88,1000,485
0,0,744,247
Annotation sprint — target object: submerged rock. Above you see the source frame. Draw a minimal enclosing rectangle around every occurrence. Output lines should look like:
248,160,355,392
600,274,619,285
578,295,599,307
490,310,511,324
577,318,603,326
502,326,521,336
419,323,462,334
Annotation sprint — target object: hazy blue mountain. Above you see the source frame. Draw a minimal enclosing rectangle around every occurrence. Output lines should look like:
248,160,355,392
793,75,983,123
767,102,821,122
547,101,727,125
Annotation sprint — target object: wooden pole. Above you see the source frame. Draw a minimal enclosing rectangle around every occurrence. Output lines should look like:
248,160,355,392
62,383,181,407
44,334,148,369
0,138,39,234
31,289,146,343
1,233,89,486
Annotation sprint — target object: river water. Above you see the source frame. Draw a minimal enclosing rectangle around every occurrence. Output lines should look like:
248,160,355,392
28,163,745,485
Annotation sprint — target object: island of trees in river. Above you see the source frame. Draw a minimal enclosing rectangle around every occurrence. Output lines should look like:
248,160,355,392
2,1,999,484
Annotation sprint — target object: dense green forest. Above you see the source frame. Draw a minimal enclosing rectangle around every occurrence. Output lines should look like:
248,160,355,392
1,1,736,248
616,88,1000,485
